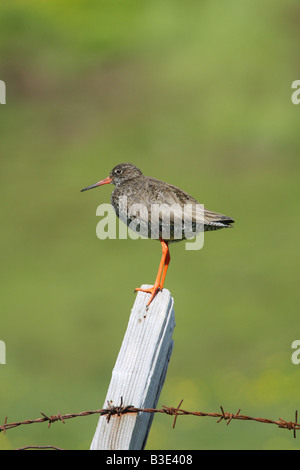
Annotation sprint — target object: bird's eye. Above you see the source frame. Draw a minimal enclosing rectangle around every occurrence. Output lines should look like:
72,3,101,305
115,169,122,175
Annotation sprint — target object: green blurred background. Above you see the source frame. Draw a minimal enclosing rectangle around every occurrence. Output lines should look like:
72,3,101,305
0,0,299,450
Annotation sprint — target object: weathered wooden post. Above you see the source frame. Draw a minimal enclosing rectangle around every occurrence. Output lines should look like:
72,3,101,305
90,285,175,450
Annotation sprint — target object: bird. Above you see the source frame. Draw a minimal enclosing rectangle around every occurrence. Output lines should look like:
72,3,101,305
81,163,234,308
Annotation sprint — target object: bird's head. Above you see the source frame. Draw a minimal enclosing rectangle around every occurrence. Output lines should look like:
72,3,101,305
81,163,143,192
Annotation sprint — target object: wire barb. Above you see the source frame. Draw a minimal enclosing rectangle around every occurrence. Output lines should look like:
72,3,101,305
162,399,184,429
278,410,299,439
1,417,8,435
217,406,241,426
105,397,136,423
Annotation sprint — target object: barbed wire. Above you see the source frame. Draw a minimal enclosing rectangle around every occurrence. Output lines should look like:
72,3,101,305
16,445,64,451
1,398,299,445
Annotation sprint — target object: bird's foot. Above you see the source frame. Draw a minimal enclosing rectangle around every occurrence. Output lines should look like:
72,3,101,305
135,283,162,309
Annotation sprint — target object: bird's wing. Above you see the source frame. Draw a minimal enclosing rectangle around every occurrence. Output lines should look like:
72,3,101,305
141,178,206,238
151,179,235,231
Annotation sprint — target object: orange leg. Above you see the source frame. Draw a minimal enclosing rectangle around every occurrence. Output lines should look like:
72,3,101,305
159,247,170,288
135,239,170,308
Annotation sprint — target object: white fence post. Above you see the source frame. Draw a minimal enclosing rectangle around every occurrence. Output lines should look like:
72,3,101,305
90,285,175,450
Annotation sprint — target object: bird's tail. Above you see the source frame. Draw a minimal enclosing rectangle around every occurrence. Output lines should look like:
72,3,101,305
204,209,235,230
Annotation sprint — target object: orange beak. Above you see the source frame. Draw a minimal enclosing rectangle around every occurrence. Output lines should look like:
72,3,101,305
81,176,112,192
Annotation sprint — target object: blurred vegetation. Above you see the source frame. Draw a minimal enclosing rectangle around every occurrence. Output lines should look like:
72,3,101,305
0,0,299,450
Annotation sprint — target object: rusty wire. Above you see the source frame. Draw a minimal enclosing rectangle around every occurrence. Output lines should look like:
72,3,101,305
0,399,299,441
16,445,64,451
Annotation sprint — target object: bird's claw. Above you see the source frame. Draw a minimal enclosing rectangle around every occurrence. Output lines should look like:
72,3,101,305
134,285,161,308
